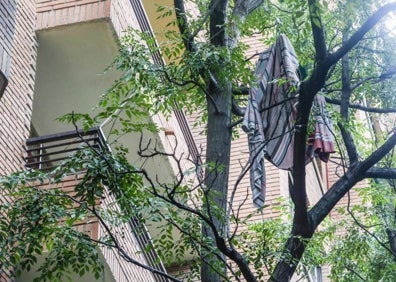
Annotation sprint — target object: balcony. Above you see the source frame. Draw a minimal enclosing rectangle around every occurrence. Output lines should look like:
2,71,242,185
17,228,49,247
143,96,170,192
25,127,107,171
23,128,169,282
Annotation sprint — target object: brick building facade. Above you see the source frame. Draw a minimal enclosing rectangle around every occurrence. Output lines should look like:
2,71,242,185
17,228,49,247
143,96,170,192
0,1,37,279
0,1,168,281
0,1,364,281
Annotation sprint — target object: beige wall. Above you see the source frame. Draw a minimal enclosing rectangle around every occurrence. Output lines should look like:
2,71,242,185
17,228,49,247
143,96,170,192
32,20,120,135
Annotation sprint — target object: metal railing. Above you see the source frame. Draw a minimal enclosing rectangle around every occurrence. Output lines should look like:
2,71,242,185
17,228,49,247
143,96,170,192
24,127,170,281
25,127,107,171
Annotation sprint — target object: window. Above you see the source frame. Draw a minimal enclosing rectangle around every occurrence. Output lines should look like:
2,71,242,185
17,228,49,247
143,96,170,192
0,70,7,99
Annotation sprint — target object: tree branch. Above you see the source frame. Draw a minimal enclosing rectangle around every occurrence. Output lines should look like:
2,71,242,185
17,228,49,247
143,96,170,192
345,265,367,281
231,98,245,116
229,0,264,48
246,0,264,13
271,4,396,279
329,3,396,65
351,67,396,90
273,131,396,280
290,95,312,235
233,0,264,16
365,167,396,179
346,191,396,258
386,228,396,258
325,97,396,113
308,0,327,61
310,131,396,226
173,0,222,96
174,0,195,52
61,191,182,282
232,86,249,95
137,135,258,282
210,0,228,47
340,33,359,165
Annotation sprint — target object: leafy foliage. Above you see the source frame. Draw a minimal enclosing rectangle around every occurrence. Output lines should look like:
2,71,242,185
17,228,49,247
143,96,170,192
2,0,396,281
327,183,396,281
0,169,104,281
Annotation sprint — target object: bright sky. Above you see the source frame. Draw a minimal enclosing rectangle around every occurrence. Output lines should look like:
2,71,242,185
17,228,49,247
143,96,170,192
381,1,396,36
384,11,396,36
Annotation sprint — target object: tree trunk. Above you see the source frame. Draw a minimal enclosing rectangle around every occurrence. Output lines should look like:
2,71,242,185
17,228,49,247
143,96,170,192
269,234,313,282
201,1,231,281
201,79,232,281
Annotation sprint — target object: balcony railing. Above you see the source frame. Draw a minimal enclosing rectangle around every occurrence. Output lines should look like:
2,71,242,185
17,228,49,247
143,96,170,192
24,127,169,282
25,127,107,171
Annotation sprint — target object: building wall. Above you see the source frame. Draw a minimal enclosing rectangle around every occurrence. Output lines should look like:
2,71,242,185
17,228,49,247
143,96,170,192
0,0,36,175
32,1,166,282
32,20,121,135
0,1,37,281
36,0,111,30
35,0,147,34
0,0,16,81
1,1,367,281
110,0,140,38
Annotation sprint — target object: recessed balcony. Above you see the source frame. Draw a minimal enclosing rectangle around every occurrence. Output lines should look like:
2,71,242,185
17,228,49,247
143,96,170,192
25,127,107,171
23,128,169,282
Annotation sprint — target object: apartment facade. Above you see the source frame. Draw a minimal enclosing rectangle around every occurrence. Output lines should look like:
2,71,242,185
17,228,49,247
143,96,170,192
0,1,363,282
0,1,37,278
0,1,177,281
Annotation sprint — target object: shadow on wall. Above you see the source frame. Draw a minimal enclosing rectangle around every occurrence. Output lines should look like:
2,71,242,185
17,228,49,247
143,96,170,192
0,1,16,99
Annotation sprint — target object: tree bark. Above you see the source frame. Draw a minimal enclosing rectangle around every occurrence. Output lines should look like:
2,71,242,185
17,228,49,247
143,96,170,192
201,1,231,281
201,79,232,282
339,31,359,165
270,235,313,282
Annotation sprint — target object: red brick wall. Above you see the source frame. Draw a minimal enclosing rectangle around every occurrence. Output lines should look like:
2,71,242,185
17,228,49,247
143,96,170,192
0,1,37,281
36,0,111,30
0,0,36,175
0,0,16,82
